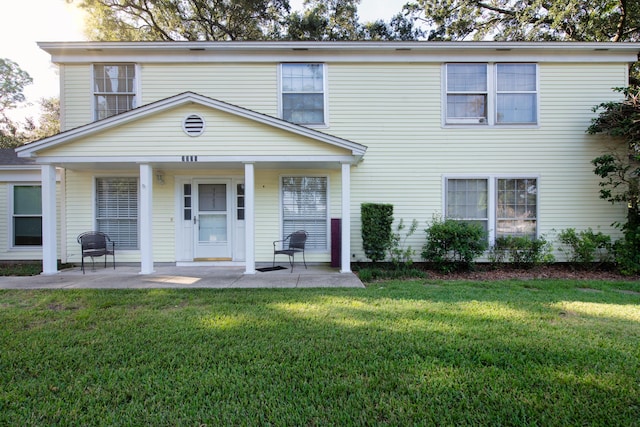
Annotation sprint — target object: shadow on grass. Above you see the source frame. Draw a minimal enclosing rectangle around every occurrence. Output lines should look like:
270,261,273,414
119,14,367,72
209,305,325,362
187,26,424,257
1,283,639,425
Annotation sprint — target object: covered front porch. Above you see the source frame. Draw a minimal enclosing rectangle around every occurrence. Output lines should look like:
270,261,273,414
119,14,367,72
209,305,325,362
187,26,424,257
16,92,367,276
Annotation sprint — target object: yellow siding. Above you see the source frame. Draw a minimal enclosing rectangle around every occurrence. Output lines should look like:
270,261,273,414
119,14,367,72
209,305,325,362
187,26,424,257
56,59,630,263
61,64,92,131
141,63,278,116
325,62,628,260
41,104,348,158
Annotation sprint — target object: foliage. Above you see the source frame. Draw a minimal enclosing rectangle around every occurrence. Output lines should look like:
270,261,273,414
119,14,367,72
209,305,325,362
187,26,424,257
23,97,60,142
588,86,640,275
406,0,640,42
74,0,421,41
558,228,613,268
0,58,33,148
388,218,419,268
361,203,394,262
491,235,555,269
421,215,488,272
1,283,639,425
612,222,640,275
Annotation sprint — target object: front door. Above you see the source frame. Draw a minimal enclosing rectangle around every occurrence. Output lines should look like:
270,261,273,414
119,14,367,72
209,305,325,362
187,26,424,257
194,180,232,260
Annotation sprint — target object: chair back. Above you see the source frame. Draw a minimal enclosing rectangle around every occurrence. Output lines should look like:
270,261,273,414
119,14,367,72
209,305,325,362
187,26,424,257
289,231,308,250
78,232,107,251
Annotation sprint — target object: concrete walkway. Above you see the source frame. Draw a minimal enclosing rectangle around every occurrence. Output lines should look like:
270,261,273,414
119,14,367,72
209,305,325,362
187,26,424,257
0,264,365,289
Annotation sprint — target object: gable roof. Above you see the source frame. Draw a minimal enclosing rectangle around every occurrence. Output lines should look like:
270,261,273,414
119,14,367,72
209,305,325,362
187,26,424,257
16,92,367,159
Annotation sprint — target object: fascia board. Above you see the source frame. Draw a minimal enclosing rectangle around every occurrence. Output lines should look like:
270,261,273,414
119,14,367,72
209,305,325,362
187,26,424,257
38,41,640,64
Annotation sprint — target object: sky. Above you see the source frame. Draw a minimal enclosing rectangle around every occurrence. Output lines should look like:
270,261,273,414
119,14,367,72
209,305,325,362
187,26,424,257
0,0,408,122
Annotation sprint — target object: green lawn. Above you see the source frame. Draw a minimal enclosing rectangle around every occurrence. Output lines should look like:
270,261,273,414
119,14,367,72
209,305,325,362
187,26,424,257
1,279,639,426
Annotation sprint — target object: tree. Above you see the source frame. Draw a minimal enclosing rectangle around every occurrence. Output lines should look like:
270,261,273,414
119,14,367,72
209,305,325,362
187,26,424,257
588,86,640,274
0,58,33,148
75,0,422,41
24,97,60,142
77,0,293,41
405,0,640,42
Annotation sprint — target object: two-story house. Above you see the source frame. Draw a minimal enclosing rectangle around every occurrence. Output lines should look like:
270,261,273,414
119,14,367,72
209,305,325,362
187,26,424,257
11,41,640,274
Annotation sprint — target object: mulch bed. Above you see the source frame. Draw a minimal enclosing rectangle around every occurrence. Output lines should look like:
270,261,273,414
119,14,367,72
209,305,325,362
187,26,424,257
423,264,637,281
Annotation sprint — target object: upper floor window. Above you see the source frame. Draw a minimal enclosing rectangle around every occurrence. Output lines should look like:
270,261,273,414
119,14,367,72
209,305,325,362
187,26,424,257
93,64,137,120
445,63,537,126
280,63,325,125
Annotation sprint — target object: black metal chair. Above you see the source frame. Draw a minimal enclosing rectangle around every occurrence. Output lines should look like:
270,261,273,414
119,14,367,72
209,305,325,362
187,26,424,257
273,230,308,272
77,231,115,274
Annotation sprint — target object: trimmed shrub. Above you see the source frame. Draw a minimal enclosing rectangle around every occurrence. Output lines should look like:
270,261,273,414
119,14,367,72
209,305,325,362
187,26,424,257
422,216,488,272
492,235,554,269
558,228,612,269
361,203,394,262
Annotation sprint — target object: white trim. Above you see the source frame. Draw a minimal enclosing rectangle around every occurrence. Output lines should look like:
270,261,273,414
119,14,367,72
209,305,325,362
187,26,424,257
139,164,154,274
443,63,539,127
244,163,255,274
443,174,541,244
279,63,329,127
279,174,331,253
340,163,351,273
26,155,361,165
8,183,43,251
39,41,640,64
91,63,139,121
41,165,58,275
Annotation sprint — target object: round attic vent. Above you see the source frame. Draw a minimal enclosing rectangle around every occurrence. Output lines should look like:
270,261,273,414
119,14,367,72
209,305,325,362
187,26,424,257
183,114,205,136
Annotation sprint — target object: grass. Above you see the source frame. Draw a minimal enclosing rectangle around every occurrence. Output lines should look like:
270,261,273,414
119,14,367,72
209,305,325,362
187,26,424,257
1,279,639,426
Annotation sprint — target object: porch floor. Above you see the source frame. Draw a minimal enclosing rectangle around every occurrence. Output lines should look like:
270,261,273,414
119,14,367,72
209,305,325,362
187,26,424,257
0,264,364,289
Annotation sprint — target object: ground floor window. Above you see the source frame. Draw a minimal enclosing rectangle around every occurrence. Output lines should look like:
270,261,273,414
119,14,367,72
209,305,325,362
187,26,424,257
445,176,537,241
281,176,328,250
13,185,42,246
96,177,138,249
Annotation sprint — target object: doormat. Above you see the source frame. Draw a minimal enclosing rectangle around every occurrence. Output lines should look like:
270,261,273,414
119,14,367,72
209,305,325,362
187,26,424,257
256,266,287,272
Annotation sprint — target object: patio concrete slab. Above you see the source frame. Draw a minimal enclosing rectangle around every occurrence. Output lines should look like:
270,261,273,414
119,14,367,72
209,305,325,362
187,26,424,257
0,265,365,289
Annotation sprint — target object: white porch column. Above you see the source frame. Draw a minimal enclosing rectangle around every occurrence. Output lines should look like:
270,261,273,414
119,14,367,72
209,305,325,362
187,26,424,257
244,162,256,274
139,164,154,274
341,162,352,273
41,164,58,275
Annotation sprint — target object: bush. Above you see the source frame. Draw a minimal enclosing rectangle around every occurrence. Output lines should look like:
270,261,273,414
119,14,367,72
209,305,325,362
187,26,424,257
612,214,640,275
388,218,419,268
557,228,612,269
422,216,488,272
361,203,394,262
491,235,554,269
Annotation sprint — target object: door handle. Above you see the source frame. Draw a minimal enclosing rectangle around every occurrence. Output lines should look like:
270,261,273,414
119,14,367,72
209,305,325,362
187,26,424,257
193,216,197,224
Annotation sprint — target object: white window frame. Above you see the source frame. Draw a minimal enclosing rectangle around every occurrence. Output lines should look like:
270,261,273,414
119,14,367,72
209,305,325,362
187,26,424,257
92,63,140,121
10,184,42,248
443,63,539,127
443,174,540,244
94,176,140,250
279,63,328,127
279,175,330,252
